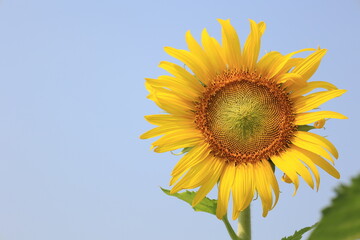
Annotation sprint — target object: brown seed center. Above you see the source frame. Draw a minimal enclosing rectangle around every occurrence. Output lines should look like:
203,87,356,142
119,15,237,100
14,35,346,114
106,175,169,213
195,71,295,164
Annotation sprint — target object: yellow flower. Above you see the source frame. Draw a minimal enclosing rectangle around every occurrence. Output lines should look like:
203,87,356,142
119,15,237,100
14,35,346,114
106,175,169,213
141,19,347,220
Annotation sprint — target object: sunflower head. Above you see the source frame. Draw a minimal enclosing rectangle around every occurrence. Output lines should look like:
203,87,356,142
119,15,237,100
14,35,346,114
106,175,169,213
141,19,347,220
194,70,296,165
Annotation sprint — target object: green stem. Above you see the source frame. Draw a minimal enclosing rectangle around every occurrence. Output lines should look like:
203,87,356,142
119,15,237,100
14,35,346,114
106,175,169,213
237,205,251,240
222,214,240,240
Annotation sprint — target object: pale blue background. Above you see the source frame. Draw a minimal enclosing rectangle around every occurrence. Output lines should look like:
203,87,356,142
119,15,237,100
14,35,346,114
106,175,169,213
0,0,359,239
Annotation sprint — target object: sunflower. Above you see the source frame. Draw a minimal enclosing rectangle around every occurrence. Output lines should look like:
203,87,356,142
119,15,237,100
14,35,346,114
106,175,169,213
141,19,347,220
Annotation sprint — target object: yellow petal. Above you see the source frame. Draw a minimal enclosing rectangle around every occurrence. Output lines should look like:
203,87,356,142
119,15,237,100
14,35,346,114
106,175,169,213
216,164,236,219
146,76,198,101
271,154,299,195
192,158,225,207
294,89,347,113
292,49,327,81
295,131,339,159
291,136,334,163
171,142,211,178
201,29,226,73
164,47,212,85
146,76,195,94
294,146,340,179
185,30,212,69
257,21,266,35
144,114,177,125
217,19,242,68
148,86,195,114
147,84,194,107
276,57,303,76
291,146,321,190
140,122,194,139
152,130,202,153
285,149,315,189
291,81,338,98
158,61,204,92
257,51,283,76
267,48,315,79
171,155,216,193
232,163,255,219
185,30,204,55
295,111,348,125
243,19,265,71
277,73,303,85
262,160,280,208
254,161,274,217
231,164,246,219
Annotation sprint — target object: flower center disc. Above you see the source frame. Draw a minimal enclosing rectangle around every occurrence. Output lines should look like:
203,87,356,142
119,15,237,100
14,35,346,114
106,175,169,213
195,73,295,164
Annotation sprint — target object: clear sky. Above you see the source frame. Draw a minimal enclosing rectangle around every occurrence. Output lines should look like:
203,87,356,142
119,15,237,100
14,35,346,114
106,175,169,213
0,0,359,239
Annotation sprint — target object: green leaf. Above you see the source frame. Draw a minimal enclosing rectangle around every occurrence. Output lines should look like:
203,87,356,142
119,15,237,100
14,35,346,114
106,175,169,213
308,174,360,240
297,125,315,132
181,147,193,153
281,224,317,240
171,147,193,156
161,188,217,215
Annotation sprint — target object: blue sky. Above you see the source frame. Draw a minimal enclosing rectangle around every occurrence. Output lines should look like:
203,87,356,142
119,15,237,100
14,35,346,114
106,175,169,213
0,0,359,239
